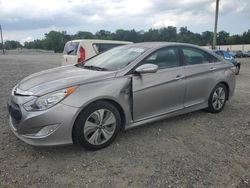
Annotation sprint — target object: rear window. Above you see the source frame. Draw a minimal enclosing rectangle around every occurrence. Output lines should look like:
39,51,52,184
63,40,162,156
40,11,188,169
63,42,79,55
93,43,124,53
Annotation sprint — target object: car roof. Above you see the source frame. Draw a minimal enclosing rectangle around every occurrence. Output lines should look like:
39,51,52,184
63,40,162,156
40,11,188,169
123,42,207,50
67,39,132,44
214,49,222,51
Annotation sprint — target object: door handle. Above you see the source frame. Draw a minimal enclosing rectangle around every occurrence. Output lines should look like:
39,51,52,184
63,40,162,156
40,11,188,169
175,75,184,80
210,67,216,71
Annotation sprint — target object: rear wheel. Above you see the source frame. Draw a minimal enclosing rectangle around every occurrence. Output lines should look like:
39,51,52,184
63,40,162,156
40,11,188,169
73,101,121,150
207,84,228,113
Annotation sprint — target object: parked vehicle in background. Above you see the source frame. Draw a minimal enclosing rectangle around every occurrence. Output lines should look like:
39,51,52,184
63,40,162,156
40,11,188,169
235,50,244,58
247,51,250,57
62,39,132,66
242,51,249,57
8,42,236,150
228,51,236,58
214,50,241,75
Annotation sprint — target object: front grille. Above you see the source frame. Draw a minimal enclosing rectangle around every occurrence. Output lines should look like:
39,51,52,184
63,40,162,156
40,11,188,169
7,101,22,123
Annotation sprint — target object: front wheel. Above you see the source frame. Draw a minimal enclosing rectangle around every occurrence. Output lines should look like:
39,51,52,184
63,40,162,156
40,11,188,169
73,101,121,150
207,84,228,113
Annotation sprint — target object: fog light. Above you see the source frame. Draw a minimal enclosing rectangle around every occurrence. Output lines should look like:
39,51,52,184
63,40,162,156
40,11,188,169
35,124,60,137
22,124,60,139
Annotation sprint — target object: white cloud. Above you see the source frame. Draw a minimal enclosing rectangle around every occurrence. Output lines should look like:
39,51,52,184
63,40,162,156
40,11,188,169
88,14,103,23
21,36,33,43
105,0,152,16
0,0,249,41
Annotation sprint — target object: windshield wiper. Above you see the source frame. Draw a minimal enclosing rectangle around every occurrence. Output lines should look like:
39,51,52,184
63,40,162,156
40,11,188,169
82,65,109,71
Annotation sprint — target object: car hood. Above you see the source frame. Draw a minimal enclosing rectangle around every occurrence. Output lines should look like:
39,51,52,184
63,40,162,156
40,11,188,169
17,65,116,96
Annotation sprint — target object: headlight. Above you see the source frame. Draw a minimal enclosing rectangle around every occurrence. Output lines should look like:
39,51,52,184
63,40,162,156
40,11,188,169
23,86,78,111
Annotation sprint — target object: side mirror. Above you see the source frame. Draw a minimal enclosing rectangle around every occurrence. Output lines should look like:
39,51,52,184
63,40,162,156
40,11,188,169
135,64,158,74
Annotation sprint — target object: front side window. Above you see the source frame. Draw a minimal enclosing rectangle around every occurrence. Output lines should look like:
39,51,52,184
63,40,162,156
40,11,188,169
142,47,180,69
182,47,216,65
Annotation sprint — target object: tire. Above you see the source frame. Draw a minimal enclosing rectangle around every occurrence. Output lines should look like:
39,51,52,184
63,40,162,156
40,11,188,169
235,65,240,75
207,83,228,113
73,101,121,150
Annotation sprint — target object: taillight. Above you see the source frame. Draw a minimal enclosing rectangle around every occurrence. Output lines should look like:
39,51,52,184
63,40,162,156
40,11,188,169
77,47,85,63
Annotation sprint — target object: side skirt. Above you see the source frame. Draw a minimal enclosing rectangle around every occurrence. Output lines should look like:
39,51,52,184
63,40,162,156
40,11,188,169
124,102,208,130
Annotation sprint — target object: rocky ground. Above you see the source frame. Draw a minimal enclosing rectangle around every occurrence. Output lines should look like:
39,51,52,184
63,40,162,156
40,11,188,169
0,54,249,188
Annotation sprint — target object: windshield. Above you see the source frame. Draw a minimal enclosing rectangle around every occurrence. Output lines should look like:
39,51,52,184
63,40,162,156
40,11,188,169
63,42,79,55
82,46,146,71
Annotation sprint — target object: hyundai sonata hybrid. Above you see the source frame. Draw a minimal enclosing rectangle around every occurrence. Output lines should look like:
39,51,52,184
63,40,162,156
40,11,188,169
7,42,236,150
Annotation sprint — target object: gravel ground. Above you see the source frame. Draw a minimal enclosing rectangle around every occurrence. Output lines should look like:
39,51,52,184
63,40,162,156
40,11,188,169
0,54,249,188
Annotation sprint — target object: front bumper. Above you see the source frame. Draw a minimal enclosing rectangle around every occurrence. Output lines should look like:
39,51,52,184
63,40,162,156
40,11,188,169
8,100,80,146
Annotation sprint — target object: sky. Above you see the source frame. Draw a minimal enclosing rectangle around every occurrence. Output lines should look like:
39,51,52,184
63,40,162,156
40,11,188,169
0,0,250,43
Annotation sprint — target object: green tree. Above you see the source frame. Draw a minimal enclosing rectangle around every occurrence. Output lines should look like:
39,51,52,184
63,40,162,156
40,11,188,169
74,31,94,39
43,31,70,52
158,26,177,42
242,29,250,44
217,31,230,45
112,29,138,42
95,30,112,40
201,31,213,46
177,27,203,45
21,28,250,53
4,40,22,49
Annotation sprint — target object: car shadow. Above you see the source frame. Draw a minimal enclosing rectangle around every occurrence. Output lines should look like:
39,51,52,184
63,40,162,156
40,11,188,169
29,109,210,155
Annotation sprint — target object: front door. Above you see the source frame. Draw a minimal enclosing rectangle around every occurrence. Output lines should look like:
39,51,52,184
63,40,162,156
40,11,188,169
132,47,185,121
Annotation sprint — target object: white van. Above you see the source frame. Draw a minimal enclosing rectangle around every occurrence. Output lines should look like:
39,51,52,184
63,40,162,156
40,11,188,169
62,39,132,66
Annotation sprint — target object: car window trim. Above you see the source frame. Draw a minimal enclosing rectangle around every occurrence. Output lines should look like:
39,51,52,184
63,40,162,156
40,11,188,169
180,46,217,66
128,46,183,75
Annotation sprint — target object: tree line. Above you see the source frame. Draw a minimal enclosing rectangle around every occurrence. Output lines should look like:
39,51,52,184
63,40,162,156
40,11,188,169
1,27,250,53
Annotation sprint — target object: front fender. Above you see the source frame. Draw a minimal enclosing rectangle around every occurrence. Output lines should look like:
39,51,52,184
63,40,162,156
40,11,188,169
62,76,133,126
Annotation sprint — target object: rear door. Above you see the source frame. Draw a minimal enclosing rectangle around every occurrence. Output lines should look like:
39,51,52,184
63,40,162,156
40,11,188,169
181,47,218,107
132,47,185,121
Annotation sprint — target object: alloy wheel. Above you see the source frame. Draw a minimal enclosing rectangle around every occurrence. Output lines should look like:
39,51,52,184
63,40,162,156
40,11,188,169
83,109,116,145
212,87,226,110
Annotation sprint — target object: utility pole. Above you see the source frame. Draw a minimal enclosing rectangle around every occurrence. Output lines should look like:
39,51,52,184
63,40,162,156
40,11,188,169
212,0,219,49
0,24,5,54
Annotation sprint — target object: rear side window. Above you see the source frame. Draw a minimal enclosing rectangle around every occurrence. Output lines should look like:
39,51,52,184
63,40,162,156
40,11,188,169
182,47,218,65
93,43,124,53
63,42,79,55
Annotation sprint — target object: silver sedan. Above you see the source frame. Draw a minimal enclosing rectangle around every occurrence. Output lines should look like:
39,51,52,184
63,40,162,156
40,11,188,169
7,42,236,150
